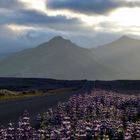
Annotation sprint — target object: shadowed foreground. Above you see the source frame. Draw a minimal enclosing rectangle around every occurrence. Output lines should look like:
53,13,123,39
0,89,140,139
0,80,93,126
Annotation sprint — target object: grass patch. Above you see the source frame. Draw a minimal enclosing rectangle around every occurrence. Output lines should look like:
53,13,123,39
0,87,76,100
0,92,44,100
47,87,75,94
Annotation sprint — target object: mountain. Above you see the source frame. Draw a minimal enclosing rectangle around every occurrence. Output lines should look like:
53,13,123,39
0,52,13,60
0,36,114,80
92,35,140,79
1,35,140,80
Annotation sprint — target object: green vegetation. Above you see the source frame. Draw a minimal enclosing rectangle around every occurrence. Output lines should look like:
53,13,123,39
47,87,76,94
0,87,76,100
0,91,44,100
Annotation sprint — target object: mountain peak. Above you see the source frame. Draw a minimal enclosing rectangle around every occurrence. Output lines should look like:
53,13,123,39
49,36,67,42
47,36,75,47
51,36,63,40
119,35,131,40
37,36,79,50
117,35,140,42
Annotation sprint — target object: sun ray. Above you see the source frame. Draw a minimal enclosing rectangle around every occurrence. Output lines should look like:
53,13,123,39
18,0,47,13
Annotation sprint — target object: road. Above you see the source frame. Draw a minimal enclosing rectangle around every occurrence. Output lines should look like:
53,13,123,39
0,81,94,126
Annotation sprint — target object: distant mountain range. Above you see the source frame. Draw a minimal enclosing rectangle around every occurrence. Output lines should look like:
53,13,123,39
0,35,140,80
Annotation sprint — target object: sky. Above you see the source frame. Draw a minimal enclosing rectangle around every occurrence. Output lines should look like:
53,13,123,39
0,0,140,53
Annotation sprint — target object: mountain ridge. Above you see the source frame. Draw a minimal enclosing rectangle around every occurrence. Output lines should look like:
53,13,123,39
92,35,140,79
95,35,140,49
0,36,114,80
0,35,140,80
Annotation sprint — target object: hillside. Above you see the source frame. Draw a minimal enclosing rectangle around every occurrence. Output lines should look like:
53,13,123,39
92,35,140,79
0,36,114,80
1,35,140,80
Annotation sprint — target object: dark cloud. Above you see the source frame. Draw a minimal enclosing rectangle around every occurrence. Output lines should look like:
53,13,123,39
48,0,140,15
0,0,81,29
15,9,80,26
0,5,86,52
0,7,82,31
0,0,22,9
0,0,138,53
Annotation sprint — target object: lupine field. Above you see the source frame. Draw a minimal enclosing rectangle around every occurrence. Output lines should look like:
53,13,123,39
0,89,140,140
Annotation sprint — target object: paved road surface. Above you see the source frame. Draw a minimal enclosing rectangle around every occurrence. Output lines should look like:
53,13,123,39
0,81,94,126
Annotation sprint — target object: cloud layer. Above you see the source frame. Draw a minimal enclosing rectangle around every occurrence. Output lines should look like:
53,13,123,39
0,0,140,53
48,0,140,15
